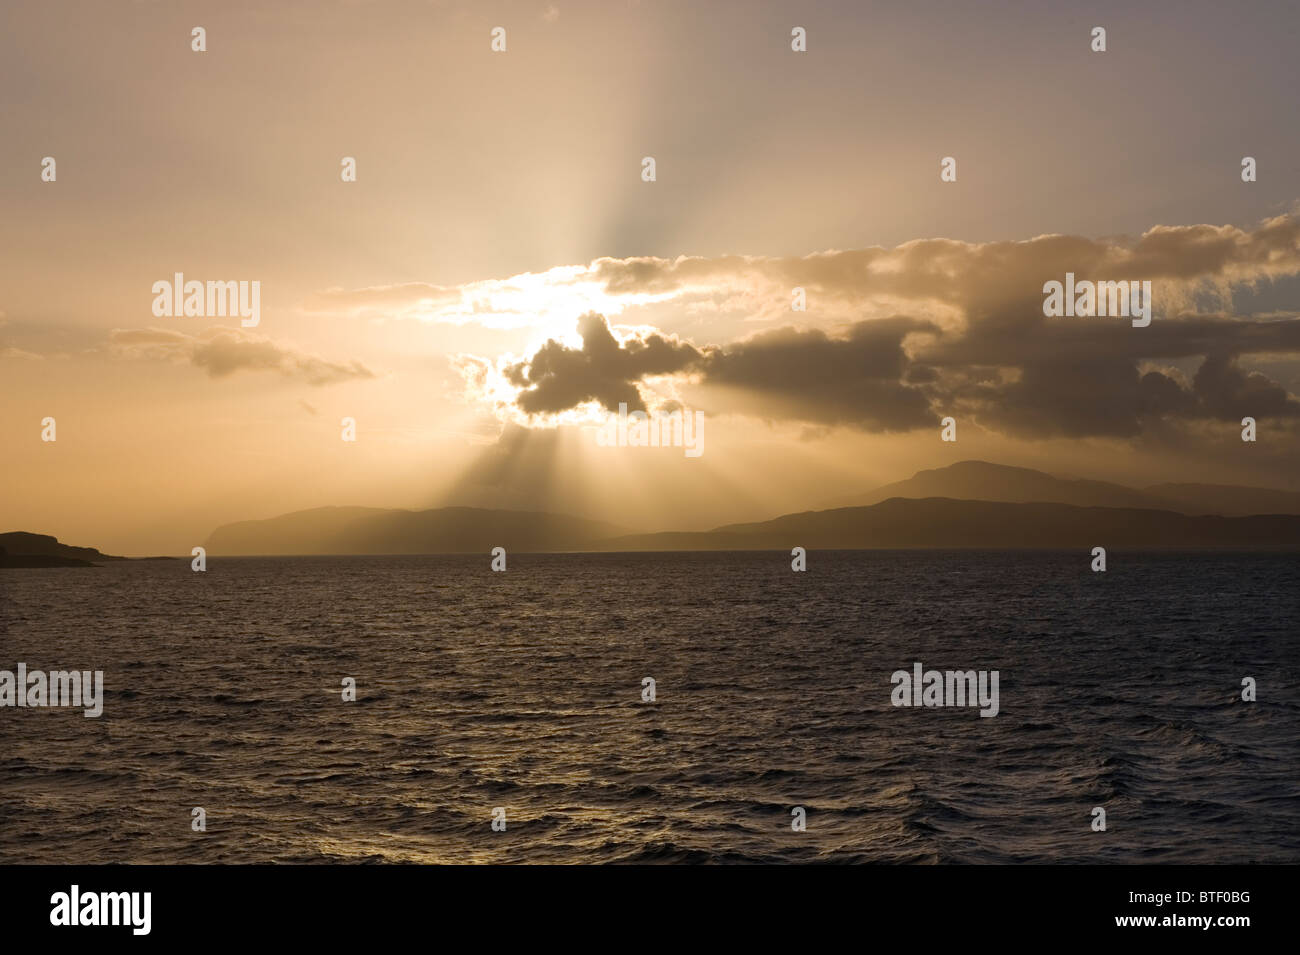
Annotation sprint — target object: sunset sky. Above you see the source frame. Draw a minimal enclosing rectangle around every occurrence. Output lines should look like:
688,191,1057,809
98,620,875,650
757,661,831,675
2,0,1299,555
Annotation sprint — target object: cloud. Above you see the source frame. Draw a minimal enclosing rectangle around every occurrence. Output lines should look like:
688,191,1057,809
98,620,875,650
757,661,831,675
589,215,1300,318
503,312,702,414
491,311,940,430
695,318,940,430
476,213,1300,438
109,327,375,385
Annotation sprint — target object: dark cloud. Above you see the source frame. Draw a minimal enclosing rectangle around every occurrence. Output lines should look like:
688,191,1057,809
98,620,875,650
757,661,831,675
1192,353,1299,420
501,312,939,430
504,312,702,414
695,318,939,431
500,312,1300,437
916,312,1300,437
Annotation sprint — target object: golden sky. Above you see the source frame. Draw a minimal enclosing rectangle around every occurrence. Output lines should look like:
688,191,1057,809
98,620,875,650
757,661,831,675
2,0,1299,554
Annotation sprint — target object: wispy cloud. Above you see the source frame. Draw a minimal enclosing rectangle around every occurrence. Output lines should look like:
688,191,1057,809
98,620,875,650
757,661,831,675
109,327,376,385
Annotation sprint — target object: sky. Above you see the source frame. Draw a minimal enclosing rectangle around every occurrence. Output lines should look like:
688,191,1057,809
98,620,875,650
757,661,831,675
2,0,1299,555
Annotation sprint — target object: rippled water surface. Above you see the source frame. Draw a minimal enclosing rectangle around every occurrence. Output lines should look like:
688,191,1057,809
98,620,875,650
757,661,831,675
1,551,1297,863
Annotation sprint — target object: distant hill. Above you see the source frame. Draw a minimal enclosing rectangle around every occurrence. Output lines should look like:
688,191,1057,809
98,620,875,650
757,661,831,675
0,532,123,567
832,460,1300,516
205,505,627,555
596,498,1300,551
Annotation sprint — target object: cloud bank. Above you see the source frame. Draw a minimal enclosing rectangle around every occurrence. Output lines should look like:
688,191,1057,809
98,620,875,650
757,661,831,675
467,213,1300,439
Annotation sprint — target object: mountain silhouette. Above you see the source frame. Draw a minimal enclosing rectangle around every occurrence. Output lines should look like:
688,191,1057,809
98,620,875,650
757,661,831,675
831,460,1300,516
598,498,1300,551
204,505,627,556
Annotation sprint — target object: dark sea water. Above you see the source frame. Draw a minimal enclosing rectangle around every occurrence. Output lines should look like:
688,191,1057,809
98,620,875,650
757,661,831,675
1,551,1297,864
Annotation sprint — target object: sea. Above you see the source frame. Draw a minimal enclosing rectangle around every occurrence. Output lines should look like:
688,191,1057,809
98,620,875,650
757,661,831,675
1,550,1297,864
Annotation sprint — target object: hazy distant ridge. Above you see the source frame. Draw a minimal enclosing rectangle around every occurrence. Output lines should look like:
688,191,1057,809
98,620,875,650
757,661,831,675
832,460,1300,516
204,505,626,556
